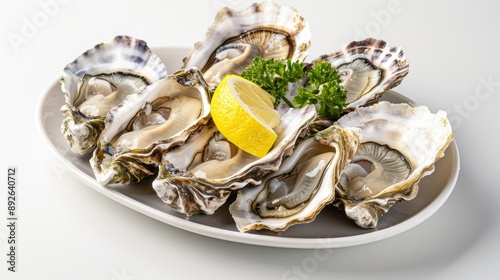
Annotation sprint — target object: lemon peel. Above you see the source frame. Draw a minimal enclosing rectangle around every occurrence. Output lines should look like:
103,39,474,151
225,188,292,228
211,75,280,158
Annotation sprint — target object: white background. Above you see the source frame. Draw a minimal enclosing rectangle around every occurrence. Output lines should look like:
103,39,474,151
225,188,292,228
1,0,499,279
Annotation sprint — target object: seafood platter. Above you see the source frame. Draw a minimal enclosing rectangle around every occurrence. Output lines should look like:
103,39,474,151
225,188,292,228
37,1,459,248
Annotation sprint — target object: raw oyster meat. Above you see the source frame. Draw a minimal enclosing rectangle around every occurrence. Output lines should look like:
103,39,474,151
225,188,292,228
229,125,361,232
152,105,317,216
60,35,167,155
335,101,454,228
306,38,409,111
182,1,311,90
90,68,211,185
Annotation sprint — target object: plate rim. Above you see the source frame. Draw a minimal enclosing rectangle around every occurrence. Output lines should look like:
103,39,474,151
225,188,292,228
35,52,460,250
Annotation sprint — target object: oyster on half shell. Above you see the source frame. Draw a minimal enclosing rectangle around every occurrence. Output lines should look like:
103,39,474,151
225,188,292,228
152,105,317,216
182,1,311,90
90,68,211,185
229,125,361,232
334,101,454,228
60,35,167,155
305,38,409,111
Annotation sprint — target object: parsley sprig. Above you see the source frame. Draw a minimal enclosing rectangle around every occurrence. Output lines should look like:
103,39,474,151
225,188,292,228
241,57,304,107
294,61,346,119
241,58,346,119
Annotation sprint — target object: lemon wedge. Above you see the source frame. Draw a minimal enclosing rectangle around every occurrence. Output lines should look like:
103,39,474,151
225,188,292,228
211,74,281,158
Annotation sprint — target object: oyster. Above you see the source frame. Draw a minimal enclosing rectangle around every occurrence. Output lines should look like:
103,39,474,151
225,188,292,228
60,35,167,155
335,101,454,228
306,38,409,111
182,1,311,90
152,105,317,216
90,68,211,185
229,125,361,232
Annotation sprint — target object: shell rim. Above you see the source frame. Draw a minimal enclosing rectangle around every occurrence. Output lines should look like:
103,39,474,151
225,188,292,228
36,46,460,249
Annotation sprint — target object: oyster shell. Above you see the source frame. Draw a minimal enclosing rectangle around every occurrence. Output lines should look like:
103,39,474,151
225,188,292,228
60,35,167,155
306,38,409,111
90,68,211,185
152,105,317,216
182,1,311,90
335,101,454,228
229,125,361,232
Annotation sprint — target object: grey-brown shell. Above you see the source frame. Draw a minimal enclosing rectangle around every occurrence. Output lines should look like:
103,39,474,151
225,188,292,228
90,68,210,185
308,38,409,111
334,101,454,228
182,1,311,90
60,35,167,155
229,125,361,232
152,105,318,216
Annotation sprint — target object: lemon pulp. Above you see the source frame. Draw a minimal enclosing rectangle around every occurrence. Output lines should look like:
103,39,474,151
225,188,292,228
211,75,281,158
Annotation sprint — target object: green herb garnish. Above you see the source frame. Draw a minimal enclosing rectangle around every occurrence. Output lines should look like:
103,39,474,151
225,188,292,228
241,57,304,107
241,58,346,119
294,61,346,119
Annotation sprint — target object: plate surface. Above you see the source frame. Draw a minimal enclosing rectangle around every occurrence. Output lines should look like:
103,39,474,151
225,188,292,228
36,46,460,249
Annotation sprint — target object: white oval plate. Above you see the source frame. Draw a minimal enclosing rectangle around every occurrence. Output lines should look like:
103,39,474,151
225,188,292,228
36,46,460,249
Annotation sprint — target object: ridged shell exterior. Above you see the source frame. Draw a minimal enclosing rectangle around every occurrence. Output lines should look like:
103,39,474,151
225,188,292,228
229,125,361,232
60,35,167,155
90,68,211,185
334,101,454,228
182,1,311,89
310,38,409,111
152,105,317,216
